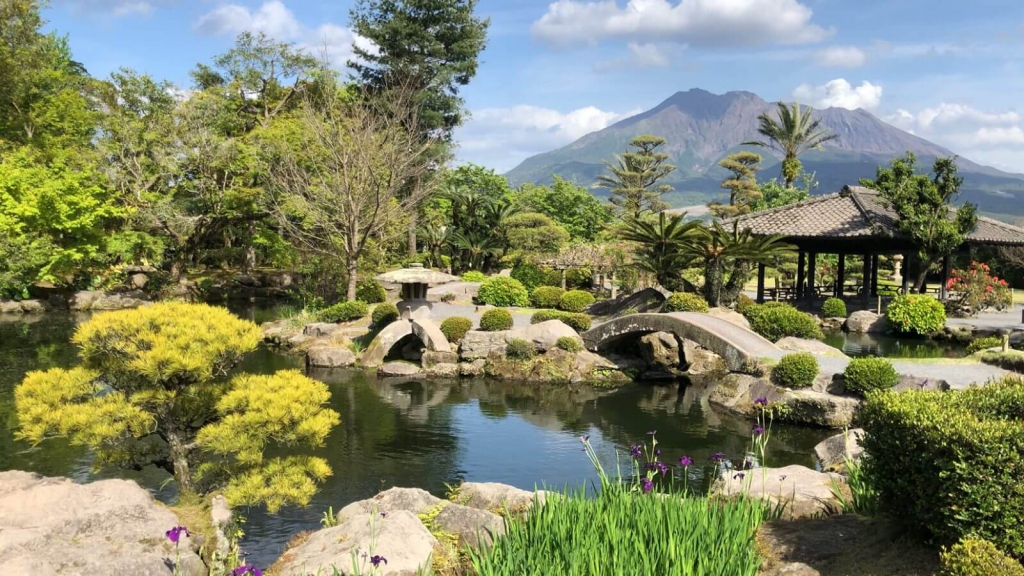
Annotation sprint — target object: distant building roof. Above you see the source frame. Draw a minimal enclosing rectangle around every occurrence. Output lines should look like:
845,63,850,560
725,185,1024,247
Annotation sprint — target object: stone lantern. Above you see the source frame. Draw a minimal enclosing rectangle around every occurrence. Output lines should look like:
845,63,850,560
376,263,458,320
891,254,904,283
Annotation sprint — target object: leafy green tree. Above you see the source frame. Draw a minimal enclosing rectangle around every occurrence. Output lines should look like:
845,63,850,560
596,135,675,220
451,229,501,271
860,153,977,291
617,212,701,292
512,176,612,241
750,176,814,212
505,212,570,256
743,102,837,188
15,303,340,511
709,151,762,218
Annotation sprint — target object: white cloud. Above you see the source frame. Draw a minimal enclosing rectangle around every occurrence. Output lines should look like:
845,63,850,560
595,42,671,71
531,0,833,48
813,46,866,68
792,79,882,111
455,104,638,172
195,1,371,67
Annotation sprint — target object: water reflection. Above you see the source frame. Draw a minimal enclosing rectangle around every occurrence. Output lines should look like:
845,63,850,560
824,330,967,358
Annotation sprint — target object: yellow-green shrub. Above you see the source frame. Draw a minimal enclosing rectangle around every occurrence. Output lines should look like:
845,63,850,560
531,286,565,308
319,300,369,323
886,294,946,336
968,336,1002,355
462,271,486,282
940,537,1024,576
843,357,899,397
478,277,530,307
772,353,818,388
557,336,582,353
371,302,399,327
821,297,847,318
662,292,710,313
744,302,824,341
506,338,536,360
440,316,473,344
530,310,592,332
559,290,595,312
355,279,387,304
480,308,513,331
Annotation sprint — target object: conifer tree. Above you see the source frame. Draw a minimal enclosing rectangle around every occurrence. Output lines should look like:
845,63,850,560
709,151,763,218
596,135,676,220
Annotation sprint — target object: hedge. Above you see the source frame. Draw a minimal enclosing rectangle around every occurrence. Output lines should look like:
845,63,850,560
558,290,595,312
861,377,1024,560
662,292,710,313
462,271,486,282
318,300,368,323
531,286,565,309
744,303,824,342
440,316,473,344
530,310,592,332
940,537,1024,576
355,279,387,304
478,277,530,307
967,336,1002,355
886,294,946,336
772,353,818,388
821,297,847,318
479,308,514,331
371,302,399,327
511,263,551,292
843,357,899,397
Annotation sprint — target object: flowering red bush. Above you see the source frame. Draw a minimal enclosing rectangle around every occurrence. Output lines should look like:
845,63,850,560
946,261,1013,316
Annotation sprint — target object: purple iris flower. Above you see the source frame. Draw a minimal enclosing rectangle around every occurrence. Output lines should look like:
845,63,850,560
754,396,768,407
654,449,661,457
640,477,654,494
380,511,388,518
678,455,693,467
231,566,263,576
646,430,657,435
752,424,765,436
629,444,643,459
579,434,589,443
710,452,726,463
655,461,669,476
371,555,388,567
165,526,189,544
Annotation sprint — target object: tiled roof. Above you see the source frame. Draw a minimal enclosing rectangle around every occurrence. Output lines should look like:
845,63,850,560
726,185,1024,246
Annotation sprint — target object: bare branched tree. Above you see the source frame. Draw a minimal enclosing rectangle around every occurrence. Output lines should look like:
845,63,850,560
264,79,440,301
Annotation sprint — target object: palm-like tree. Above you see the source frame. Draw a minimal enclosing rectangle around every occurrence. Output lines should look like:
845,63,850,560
683,223,794,306
451,229,501,271
617,212,702,292
419,222,452,270
743,102,838,188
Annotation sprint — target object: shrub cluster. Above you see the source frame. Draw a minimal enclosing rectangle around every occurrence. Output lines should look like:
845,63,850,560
439,292,457,303
558,290,595,312
479,308,514,332
946,261,1014,317
967,336,1003,355
530,310,592,332
505,338,536,360
662,292,710,313
511,263,551,292
744,302,824,342
843,357,899,397
772,353,819,388
318,300,368,323
556,336,582,353
370,302,399,327
531,286,565,309
735,293,755,314
355,279,387,304
478,276,530,307
861,376,1024,559
821,297,847,318
462,271,486,283
886,294,946,336
440,316,473,344
940,537,1024,576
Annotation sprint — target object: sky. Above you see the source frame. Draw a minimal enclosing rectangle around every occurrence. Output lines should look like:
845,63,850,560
43,0,1024,174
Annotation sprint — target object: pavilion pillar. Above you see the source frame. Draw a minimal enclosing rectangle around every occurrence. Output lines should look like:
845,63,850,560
796,251,806,300
806,252,817,306
836,254,846,298
610,269,618,300
560,268,567,290
939,254,951,300
870,254,880,297
756,263,766,304
862,254,872,307
901,253,911,294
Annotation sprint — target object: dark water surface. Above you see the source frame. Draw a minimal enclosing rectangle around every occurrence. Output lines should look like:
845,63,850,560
0,304,830,567
824,330,968,359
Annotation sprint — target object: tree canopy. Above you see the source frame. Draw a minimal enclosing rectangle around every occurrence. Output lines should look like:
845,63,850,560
743,102,837,188
596,135,675,220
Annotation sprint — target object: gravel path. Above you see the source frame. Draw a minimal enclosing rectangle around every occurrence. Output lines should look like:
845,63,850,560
946,305,1024,331
813,355,1011,390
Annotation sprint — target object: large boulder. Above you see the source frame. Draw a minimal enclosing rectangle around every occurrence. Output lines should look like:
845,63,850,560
421,350,459,368
701,373,860,428
423,363,459,378
432,502,505,548
272,510,436,576
68,290,102,310
337,487,441,521
707,307,751,330
18,300,48,313
0,471,205,576
378,362,422,378
714,465,844,519
638,332,681,369
844,311,888,334
303,322,341,337
506,320,579,352
459,330,509,360
90,293,146,311
455,482,547,514
813,428,865,471
307,346,356,368
460,359,486,377
682,339,725,376
0,301,23,314
776,337,849,359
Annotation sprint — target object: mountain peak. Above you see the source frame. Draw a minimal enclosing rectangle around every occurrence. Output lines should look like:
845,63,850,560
648,88,765,121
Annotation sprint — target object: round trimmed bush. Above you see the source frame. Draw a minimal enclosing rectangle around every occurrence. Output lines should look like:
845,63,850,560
558,290,595,312
371,302,399,327
531,286,565,309
506,337,536,360
821,297,847,318
355,279,387,304
886,294,946,336
530,310,592,332
479,308,513,331
461,271,486,282
662,292,710,313
478,277,530,308
940,537,1024,576
773,353,819,389
843,357,899,396
440,316,472,344
319,300,369,323
556,336,582,353
511,263,550,292
747,303,824,342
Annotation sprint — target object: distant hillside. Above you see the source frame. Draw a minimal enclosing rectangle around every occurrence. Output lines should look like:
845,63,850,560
505,89,1024,217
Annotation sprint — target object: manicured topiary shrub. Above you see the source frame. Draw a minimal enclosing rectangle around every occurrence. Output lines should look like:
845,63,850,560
531,286,565,309
479,308,514,331
556,336,582,353
886,294,946,336
462,271,486,282
746,303,824,342
319,300,369,323
821,297,847,318
940,537,1024,576
478,277,530,308
861,376,1024,560
506,337,535,360
735,293,755,314
511,263,550,292
558,290,595,312
530,310,592,332
662,292,710,313
440,316,472,344
772,353,818,389
370,302,399,327
355,279,387,304
968,336,1003,355
843,357,899,397
439,292,457,303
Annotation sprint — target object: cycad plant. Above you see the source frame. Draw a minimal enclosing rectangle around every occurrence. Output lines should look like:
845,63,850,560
617,211,701,292
684,223,793,306
743,102,838,188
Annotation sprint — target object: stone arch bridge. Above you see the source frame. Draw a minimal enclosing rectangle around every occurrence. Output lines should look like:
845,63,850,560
581,312,784,372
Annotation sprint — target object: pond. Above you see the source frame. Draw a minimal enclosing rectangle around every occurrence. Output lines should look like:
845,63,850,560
823,330,968,359
0,305,830,567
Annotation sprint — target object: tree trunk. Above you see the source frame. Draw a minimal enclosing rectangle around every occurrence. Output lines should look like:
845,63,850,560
560,269,567,290
170,260,186,282
914,254,936,293
242,223,257,273
346,258,359,302
165,429,195,497
704,260,724,307
407,213,418,259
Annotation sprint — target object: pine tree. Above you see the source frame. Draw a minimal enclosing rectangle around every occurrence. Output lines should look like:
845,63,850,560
596,135,676,220
709,151,763,218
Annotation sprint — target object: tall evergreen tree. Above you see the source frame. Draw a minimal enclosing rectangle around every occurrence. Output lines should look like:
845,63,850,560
709,151,762,218
596,135,675,220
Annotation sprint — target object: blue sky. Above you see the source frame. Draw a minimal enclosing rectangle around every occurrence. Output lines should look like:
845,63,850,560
45,0,1024,173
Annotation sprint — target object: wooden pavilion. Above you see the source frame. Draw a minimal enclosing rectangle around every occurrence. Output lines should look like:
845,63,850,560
726,185,1024,306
